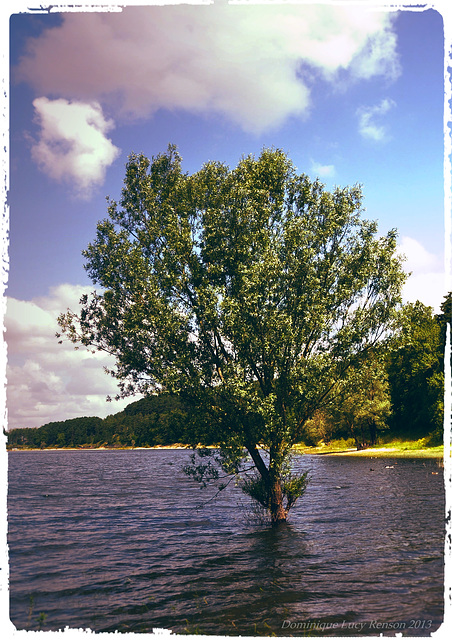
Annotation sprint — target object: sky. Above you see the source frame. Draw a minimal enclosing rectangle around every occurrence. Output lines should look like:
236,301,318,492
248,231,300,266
1,0,450,431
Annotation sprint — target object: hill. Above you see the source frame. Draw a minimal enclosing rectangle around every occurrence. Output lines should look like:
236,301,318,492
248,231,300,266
6,394,192,449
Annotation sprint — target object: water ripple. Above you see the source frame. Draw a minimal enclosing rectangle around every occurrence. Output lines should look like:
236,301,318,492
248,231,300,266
8,450,444,635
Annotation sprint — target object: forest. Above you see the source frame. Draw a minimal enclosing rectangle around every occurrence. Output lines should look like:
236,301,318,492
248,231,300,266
7,296,448,451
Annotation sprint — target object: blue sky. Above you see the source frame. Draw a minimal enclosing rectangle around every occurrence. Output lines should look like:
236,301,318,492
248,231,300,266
2,1,450,429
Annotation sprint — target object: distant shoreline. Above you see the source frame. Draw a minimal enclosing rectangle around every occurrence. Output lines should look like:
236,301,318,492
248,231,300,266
7,444,444,459
7,445,191,452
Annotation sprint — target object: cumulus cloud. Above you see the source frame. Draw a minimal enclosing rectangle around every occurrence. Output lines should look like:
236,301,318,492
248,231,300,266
31,97,121,196
357,97,396,142
16,5,400,134
5,285,133,430
310,160,336,178
397,236,440,273
397,236,446,311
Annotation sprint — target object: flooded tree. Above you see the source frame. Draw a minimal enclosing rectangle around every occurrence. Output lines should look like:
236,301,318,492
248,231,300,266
57,145,406,524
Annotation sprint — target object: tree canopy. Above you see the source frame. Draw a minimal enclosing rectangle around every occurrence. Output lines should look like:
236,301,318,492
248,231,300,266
327,351,392,448
387,300,445,442
57,145,406,523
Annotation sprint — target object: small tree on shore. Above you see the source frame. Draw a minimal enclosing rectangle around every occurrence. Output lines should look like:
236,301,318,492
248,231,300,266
328,354,391,448
57,146,406,524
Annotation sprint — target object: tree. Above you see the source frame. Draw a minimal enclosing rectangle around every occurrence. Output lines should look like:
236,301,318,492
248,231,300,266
328,353,391,448
437,292,451,373
57,145,406,524
387,300,445,442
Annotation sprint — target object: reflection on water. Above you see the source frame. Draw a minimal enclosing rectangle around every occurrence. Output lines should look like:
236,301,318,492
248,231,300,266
8,450,445,635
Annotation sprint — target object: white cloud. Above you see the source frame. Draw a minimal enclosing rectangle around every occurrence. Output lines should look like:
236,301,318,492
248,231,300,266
31,97,121,196
310,160,336,178
397,236,446,311
16,5,400,135
397,236,440,273
348,15,399,80
357,98,396,142
5,285,133,430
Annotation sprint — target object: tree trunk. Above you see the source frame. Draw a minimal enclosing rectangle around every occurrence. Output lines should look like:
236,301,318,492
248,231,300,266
245,441,288,525
350,423,360,449
269,476,288,525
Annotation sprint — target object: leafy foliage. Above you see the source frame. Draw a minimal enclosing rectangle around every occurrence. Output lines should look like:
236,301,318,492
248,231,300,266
182,448,221,488
56,145,406,523
387,301,445,443
325,351,392,448
6,416,103,449
241,468,309,511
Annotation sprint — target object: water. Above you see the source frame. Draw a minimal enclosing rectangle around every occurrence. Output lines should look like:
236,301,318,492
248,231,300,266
8,450,445,635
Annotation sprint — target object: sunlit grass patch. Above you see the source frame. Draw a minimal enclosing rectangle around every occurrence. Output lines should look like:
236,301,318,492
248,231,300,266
293,437,444,459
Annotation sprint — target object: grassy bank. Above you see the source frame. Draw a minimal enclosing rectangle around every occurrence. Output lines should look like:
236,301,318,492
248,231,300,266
293,438,444,459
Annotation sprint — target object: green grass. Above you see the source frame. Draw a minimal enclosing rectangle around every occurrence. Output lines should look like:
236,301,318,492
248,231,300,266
292,438,355,455
293,437,444,459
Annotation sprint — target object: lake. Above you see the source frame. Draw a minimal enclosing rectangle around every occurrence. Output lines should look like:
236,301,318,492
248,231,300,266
7,449,445,635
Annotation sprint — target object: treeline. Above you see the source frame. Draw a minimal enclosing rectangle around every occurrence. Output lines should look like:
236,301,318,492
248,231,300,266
303,297,448,448
6,395,193,449
7,296,449,450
